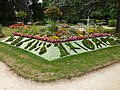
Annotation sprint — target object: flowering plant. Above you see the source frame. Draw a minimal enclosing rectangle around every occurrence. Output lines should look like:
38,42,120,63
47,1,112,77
8,24,30,29
13,32,110,44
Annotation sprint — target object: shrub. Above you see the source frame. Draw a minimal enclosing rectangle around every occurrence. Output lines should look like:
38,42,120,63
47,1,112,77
39,20,46,25
78,19,87,24
16,11,27,18
16,11,27,22
96,20,105,23
108,20,116,27
44,6,62,20
46,19,58,33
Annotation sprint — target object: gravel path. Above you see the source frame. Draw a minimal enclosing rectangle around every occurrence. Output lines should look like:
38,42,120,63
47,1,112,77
0,61,120,90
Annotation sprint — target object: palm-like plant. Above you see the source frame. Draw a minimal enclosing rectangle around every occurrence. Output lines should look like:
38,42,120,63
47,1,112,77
46,19,58,33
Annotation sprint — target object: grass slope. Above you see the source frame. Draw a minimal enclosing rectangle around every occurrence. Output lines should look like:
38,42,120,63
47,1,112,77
0,42,120,82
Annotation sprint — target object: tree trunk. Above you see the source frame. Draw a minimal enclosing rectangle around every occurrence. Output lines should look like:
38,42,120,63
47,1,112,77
116,2,120,33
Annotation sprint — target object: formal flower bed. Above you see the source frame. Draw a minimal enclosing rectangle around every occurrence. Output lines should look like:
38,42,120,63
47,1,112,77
2,21,119,60
2,34,119,61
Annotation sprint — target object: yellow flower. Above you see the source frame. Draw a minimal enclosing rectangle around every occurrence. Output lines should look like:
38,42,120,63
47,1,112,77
87,28,94,33
78,34,83,37
35,34,40,37
49,36,60,40
42,35,47,38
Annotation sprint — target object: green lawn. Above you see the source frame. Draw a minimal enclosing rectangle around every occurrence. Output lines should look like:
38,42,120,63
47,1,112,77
101,28,115,33
0,42,120,82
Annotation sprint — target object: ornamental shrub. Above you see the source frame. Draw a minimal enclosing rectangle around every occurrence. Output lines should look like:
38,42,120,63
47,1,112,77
44,6,62,20
16,11,27,22
46,19,58,33
108,20,116,27
16,11,27,18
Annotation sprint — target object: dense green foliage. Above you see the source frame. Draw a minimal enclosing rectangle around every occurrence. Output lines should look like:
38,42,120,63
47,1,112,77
16,11,27,18
108,20,116,27
44,6,62,20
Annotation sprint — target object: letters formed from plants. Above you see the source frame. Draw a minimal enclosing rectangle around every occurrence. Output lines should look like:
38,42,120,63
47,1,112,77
11,37,24,45
5,35,15,42
82,39,95,50
2,35,120,61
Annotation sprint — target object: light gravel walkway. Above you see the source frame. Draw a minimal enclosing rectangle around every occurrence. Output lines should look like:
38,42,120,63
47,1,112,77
0,61,120,90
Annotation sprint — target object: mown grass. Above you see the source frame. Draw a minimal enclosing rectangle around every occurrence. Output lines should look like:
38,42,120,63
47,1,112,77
0,42,120,82
101,28,115,33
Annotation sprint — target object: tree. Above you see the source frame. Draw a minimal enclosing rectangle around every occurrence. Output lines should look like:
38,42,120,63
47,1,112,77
13,0,31,19
116,1,120,33
44,0,82,23
46,0,120,32
30,0,44,21
0,0,16,25
0,0,15,17
83,0,120,32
